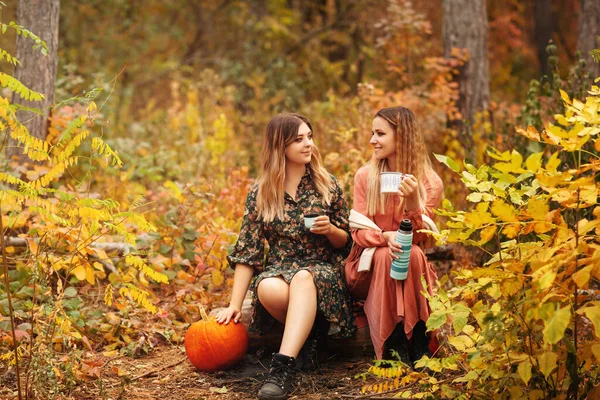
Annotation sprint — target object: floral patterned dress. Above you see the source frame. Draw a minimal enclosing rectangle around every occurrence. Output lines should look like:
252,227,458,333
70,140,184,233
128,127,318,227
227,170,357,339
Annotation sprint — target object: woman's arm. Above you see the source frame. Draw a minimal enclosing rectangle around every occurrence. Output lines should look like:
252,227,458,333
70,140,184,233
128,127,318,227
311,178,351,249
215,263,254,324
312,221,347,248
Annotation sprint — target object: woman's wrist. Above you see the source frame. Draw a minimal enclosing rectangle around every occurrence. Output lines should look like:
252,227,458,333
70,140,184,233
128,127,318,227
404,196,421,212
325,225,347,248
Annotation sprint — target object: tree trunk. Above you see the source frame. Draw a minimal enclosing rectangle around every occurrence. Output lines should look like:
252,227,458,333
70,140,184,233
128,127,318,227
442,0,490,125
578,0,600,78
534,0,554,77
7,0,60,163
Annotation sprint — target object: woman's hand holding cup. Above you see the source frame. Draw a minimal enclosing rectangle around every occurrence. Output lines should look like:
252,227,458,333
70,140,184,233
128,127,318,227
397,174,420,211
308,215,332,235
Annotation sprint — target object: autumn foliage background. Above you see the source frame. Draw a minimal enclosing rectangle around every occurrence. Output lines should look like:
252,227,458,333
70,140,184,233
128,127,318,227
1,0,600,399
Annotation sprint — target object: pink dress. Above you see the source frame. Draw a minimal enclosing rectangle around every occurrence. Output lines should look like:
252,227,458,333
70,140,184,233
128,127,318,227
344,165,443,359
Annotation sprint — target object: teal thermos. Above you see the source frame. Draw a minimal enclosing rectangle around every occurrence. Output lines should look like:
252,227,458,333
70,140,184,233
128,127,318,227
390,219,413,280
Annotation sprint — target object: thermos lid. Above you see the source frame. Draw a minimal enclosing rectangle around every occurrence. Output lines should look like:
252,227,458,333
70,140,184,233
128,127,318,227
399,219,412,232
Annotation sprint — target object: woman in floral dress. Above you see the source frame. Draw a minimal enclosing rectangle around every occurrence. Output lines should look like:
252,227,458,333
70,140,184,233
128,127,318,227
216,113,356,400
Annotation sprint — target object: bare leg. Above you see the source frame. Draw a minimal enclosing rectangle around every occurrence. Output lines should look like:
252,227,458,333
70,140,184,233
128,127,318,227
257,277,289,324
279,270,317,358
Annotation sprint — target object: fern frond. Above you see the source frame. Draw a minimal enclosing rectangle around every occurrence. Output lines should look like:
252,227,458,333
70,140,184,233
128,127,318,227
30,158,78,190
29,205,71,226
130,195,147,210
12,102,44,116
119,285,157,314
77,198,120,210
52,88,103,111
4,22,49,55
6,123,50,161
0,72,44,101
125,255,169,284
591,49,600,63
113,211,157,233
53,115,87,149
0,48,20,66
0,189,27,205
0,172,27,187
91,137,123,167
53,130,90,162
104,284,114,307
72,206,111,222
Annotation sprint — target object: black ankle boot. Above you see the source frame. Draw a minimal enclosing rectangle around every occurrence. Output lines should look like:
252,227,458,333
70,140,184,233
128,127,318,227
258,353,297,400
383,324,412,367
409,320,432,366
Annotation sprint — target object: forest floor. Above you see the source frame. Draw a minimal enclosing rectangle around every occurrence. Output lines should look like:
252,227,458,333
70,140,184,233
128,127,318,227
0,253,459,400
64,343,387,400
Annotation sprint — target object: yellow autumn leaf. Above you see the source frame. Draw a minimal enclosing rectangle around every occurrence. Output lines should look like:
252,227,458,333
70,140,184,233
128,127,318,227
515,126,541,141
537,352,557,378
561,134,590,151
478,225,497,245
543,305,571,345
487,147,511,161
595,138,600,152
491,200,518,222
592,344,600,361
85,266,95,285
448,335,474,351
527,197,549,220
502,223,521,238
546,151,561,172
211,269,224,286
578,303,600,338
502,278,522,296
525,152,543,172
72,265,86,281
573,265,594,288
517,359,532,385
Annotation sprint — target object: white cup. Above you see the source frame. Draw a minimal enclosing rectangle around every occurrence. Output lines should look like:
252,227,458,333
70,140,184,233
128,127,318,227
380,172,403,193
304,214,319,229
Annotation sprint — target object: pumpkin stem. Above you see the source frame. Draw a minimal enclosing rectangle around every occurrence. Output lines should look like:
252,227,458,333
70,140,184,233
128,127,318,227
200,306,209,321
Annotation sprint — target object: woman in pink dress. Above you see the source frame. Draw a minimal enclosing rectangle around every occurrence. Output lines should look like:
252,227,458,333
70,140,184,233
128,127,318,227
345,106,443,366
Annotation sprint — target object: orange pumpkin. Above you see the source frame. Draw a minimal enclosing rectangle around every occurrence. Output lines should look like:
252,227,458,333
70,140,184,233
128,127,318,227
184,307,248,372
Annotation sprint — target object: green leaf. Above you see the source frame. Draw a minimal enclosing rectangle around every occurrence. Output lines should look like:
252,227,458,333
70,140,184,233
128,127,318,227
426,311,448,330
64,287,78,297
434,153,460,173
543,305,571,345
517,359,532,385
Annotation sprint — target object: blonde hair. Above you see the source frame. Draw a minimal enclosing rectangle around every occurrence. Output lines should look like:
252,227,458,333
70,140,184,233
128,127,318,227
366,106,439,215
257,113,332,222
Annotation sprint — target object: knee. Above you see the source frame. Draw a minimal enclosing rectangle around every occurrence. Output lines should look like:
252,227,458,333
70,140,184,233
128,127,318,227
257,279,288,304
290,269,314,286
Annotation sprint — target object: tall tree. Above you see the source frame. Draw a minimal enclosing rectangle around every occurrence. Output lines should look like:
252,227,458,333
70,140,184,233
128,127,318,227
578,0,600,78
442,0,490,125
7,0,60,162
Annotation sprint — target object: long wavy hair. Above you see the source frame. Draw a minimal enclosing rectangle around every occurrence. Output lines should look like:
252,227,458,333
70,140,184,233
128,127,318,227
256,113,332,222
366,106,439,215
